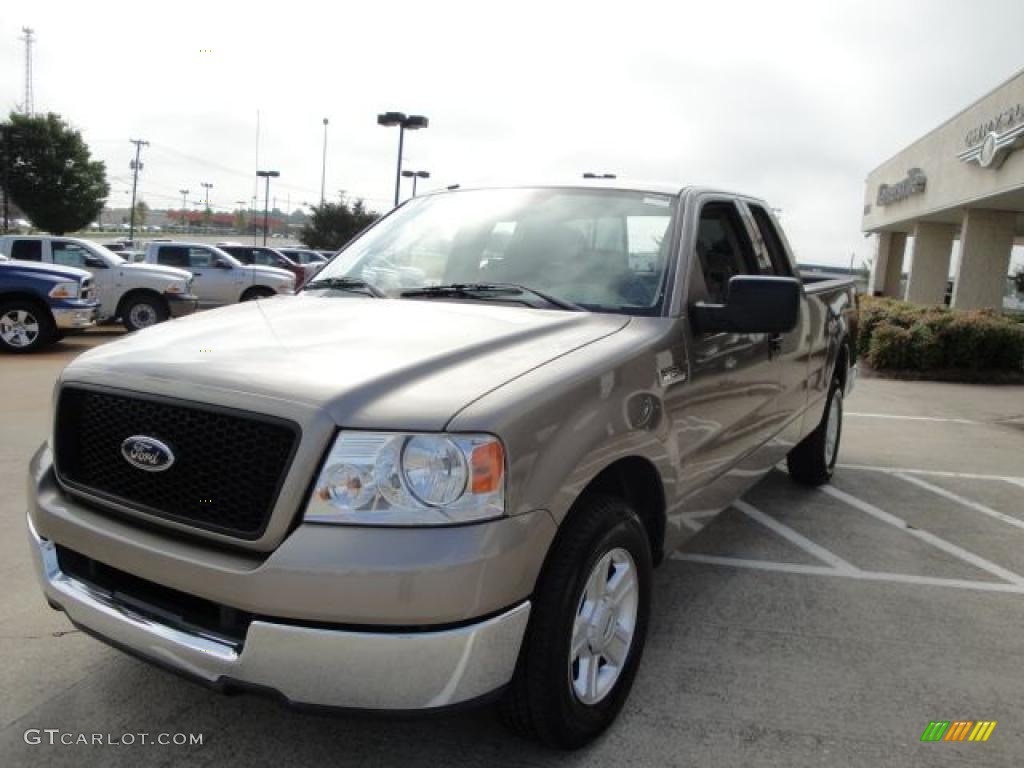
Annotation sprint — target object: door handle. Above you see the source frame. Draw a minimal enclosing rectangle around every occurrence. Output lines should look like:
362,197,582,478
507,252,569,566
768,334,783,357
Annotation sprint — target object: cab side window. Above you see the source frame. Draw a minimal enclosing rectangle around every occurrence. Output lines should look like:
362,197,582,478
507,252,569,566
11,240,42,261
188,248,215,268
695,202,758,304
748,204,792,277
52,241,91,268
156,246,189,268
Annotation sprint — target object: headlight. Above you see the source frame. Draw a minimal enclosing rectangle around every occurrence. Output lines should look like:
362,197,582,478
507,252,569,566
48,281,80,299
305,432,505,526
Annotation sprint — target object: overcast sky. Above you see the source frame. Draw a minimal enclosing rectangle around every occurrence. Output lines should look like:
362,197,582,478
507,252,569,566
2,0,1024,268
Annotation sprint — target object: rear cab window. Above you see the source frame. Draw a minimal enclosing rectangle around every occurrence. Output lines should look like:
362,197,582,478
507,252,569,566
747,204,793,277
11,240,43,261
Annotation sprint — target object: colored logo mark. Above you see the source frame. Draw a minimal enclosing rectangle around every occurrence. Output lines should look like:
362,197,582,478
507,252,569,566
920,720,996,742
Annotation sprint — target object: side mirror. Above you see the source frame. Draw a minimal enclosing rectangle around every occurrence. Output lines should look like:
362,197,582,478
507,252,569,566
691,275,801,334
214,259,232,269
84,255,107,269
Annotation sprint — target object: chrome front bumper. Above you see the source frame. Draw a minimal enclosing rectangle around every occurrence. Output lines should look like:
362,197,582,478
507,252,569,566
52,306,98,329
28,517,530,710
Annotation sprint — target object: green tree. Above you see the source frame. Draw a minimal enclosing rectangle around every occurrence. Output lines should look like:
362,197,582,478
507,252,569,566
133,200,149,226
300,196,379,250
2,112,109,234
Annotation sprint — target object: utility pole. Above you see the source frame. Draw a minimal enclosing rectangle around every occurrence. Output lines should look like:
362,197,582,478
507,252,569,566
200,182,213,232
178,189,189,232
20,28,35,116
128,138,149,243
1,125,9,233
320,117,328,207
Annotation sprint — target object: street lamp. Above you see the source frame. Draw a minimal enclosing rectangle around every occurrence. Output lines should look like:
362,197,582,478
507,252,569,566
320,118,328,207
179,189,189,233
401,169,430,198
256,170,280,245
377,111,428,207
235,200,247,235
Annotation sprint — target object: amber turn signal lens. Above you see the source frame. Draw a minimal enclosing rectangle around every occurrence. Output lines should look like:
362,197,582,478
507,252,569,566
470,441,504,494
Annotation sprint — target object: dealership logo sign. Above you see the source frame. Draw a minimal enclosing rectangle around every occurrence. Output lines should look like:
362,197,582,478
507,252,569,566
876,167,927,206
958,103,1024,169
920,720,997,743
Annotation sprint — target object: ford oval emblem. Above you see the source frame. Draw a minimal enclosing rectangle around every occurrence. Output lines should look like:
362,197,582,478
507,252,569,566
121,435,175,472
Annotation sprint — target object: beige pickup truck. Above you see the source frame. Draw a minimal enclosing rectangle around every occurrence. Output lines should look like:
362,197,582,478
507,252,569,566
27,182,856,748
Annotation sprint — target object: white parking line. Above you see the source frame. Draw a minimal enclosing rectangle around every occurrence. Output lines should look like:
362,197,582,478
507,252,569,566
846,412,983,425
838,464,1024,484
672,553,1024,595
820,485,1024,586
732,499,859,573
896,473,1024,532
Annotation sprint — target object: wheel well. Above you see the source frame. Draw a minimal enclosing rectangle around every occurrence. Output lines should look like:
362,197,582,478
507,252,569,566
577,457,667,565
241,285,275,300
116,288,167,318
0,292,50,316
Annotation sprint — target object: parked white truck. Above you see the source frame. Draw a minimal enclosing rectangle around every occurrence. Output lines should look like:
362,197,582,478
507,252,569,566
143,242,296,307
0,236,198,331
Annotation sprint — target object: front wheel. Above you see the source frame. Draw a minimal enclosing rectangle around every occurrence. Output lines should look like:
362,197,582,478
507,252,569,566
240,287,275,302
787,376,843,485
503,495,652,749
122,294,169,332
0,301,55,353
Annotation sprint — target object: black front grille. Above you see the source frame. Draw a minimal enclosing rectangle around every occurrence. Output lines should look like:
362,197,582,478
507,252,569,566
54,386,300,539
56,545,252,646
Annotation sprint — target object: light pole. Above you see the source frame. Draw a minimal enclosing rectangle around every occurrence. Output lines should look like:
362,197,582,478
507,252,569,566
401,169,430,198
236,200,248,235
320,117,328,207
377,112,428,207
128,138,149,243
179,189,189,233
256,170,279,246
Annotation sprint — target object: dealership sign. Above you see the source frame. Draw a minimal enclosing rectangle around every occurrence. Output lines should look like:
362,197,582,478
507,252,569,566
876,167,927,206
958,103,1024,169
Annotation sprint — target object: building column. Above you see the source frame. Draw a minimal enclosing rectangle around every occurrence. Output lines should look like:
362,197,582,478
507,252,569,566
906,222,955,305
952,209,1015,310
868,231,906,297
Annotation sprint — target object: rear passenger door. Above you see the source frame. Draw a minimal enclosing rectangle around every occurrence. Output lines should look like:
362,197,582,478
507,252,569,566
740,202,808,435
187,247,240,306
672,198,783,510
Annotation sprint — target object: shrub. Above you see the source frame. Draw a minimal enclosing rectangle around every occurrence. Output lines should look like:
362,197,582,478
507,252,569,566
857,296,1024,372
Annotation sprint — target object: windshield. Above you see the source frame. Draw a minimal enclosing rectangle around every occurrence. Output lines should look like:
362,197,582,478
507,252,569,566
312,188,677,314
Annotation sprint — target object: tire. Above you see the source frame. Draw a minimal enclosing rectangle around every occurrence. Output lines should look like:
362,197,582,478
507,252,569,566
121,294,169,332
787,376,843,486
503,495,652,749
0,300,56,353
241,287,275,302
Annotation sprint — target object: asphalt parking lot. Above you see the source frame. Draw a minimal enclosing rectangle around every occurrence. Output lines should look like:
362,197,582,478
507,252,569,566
2,330,1023,767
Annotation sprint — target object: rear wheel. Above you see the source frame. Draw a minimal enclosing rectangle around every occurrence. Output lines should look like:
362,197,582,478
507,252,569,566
503,495,652,749
787,376,843,485
0,301,55,353
121,294,169,332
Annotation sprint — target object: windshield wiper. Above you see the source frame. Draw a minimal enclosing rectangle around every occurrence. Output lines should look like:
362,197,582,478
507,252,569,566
400,283,582,311
304,276,385,297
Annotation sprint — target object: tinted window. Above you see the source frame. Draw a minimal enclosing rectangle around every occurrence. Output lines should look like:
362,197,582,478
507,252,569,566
188,248,216,268
52,241,91,268
221,247,252,264
156,246,189,268
11,240,42,261
748,204,792,276
695,202,758,304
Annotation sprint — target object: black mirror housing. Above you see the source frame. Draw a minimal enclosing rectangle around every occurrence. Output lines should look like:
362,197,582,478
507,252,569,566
691,276,801,335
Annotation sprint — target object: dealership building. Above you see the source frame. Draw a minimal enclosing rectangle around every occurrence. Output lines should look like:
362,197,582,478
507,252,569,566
863,69,1024,309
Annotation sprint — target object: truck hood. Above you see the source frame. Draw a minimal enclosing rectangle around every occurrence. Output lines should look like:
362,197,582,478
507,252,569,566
120,262,191,282
0,259,91,281
247,265,293,283
64,295,630,430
